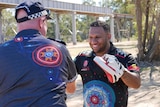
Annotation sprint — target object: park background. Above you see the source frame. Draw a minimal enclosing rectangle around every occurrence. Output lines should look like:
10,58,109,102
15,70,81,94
0,0,160,106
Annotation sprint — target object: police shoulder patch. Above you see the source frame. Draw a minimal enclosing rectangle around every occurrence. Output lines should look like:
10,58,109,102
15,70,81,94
32,45,62,67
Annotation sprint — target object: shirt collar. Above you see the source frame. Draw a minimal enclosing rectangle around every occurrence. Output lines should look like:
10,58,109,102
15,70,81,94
108,42,117,54
15,29,41,38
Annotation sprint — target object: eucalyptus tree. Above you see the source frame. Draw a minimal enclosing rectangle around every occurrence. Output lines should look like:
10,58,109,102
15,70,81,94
135,0,160,61
102,0,160,61
1,9,16,41
76,14,96,41
99,0,135,41
46,13,55,39
57,14,73,42
69,0,97,42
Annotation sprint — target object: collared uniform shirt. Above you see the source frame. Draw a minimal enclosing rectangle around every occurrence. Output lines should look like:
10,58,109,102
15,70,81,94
0,29,77,107
74,42,139,107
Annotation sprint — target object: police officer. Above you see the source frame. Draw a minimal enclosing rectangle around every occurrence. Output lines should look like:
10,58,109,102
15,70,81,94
0,1,77,107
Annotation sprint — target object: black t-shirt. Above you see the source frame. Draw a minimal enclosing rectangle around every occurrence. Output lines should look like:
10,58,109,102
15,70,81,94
74,42,139,107
0,29,77,107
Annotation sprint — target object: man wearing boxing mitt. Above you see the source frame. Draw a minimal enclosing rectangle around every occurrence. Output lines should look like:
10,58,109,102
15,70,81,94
74,20,141,107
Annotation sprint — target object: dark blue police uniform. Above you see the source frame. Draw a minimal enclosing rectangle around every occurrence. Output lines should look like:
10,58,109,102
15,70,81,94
0,29,77,107
74,42,139,107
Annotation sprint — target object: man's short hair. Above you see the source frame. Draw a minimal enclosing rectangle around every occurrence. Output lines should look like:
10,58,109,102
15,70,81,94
15,1,52,23
90,20,110,33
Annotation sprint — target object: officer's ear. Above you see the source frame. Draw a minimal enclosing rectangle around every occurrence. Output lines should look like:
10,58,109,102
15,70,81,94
39,17,44,29
107,33,111,40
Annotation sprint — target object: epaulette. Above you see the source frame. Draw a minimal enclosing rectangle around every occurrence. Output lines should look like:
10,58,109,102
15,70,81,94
48,38,66,45
115,48,128,58
78,50,92,57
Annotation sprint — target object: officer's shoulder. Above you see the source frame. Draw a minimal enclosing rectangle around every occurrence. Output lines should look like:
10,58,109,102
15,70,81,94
78,50,92,57
48,38,66,45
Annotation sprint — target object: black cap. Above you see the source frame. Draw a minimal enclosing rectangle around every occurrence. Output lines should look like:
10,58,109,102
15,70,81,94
15,1,52,23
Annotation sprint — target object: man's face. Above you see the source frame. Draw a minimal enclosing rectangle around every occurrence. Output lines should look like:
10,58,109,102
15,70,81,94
88,27,111,56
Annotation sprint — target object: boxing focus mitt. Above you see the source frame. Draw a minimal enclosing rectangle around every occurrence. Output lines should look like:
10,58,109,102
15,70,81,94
93,54,126,83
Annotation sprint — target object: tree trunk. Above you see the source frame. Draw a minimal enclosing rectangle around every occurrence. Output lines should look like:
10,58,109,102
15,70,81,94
135,0,144,61
146,12,160,61
143,0,150,52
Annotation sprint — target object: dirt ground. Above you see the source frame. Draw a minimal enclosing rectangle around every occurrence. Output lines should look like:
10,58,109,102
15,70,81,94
66,41,160,107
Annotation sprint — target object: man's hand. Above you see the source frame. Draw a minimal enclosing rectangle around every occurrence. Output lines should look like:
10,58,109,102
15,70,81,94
93,54,126,83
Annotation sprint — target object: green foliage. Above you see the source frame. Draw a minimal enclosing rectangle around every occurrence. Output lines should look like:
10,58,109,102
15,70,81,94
59,14,72,40
76,14,95,40
46,21,55,38
77,35,82,42
1,9,16,40
52,12,96,43
1,1,137,43
107,0,135,14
